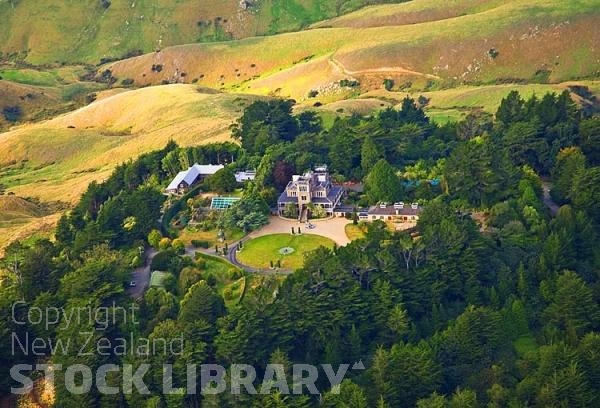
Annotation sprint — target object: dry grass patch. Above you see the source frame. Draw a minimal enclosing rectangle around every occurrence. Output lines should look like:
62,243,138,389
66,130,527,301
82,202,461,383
0,85,264,203
345,223,367,241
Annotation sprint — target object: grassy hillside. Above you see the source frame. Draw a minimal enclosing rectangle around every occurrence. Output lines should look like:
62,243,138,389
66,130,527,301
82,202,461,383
0,65,106,130
2,0,600,253
308,80,600,122
0,0,401,65
0,84,264,252
311,0,507,28
0,195,61,255
102,0,600,100
0,84,263,203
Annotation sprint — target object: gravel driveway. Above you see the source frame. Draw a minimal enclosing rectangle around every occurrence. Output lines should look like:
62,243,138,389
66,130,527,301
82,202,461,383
248,216,352,246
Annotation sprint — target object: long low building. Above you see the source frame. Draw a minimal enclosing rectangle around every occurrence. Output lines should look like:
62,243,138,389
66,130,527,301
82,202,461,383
165,164,224,195
367,202,422,222
333,202,422,223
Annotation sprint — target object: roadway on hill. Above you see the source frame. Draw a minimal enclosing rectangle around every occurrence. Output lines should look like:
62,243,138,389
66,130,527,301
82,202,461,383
128,216,353,298
127,247,157,299
542,181,560,217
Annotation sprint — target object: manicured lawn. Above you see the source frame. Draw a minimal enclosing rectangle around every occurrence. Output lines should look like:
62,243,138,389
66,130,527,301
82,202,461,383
237,233,335,270
194,254,245,308
178,227,245,248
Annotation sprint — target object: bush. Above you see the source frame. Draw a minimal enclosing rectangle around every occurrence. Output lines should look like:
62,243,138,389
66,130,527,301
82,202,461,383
130,255,142,267
151,249,177,271
339,79,360,88
205,273,217,287
158,237,172,251
191,239,210,248
223,287,234,300
148,229,162,249
308,89,319,98
162,273,178,294
417,95,430,107
206,167,237,193
2,105,23,122
172,238,185,254
85,93,97,104
121,78,134,86
228,268,242,280
99,69,116,85
383,78,394,91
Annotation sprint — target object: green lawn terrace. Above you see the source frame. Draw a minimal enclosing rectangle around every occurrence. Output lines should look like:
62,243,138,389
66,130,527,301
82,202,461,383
194,253,246,308
150,271,168,288
236,233,335,270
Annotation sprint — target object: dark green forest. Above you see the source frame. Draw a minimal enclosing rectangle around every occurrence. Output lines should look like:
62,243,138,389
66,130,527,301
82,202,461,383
1,90,600,407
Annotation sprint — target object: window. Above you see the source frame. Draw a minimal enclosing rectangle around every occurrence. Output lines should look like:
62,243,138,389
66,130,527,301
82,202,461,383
301,196,307,201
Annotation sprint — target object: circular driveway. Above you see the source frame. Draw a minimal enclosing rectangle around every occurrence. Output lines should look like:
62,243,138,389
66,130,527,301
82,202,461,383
248,216,352,246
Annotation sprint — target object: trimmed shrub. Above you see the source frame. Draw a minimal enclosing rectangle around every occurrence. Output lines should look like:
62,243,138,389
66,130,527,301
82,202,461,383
151,249,177,271
191,239,210,248
158,237,172,251
172,238,185,254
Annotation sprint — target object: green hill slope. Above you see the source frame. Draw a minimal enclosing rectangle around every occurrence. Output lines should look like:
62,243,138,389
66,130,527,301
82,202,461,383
0,0,403,65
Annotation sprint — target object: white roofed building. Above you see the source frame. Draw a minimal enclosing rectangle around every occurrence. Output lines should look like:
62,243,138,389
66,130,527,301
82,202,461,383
165,163,224,195
235,170,256,183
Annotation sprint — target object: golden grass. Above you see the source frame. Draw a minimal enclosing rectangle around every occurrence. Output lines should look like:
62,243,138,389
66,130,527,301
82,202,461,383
0,84,264,253
0,80,61,128
311,0,507,28
0,195,60,256
359,80,600,116
0,84,263,203
345,223,367,241
0,196,43,220
103,0,600,100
